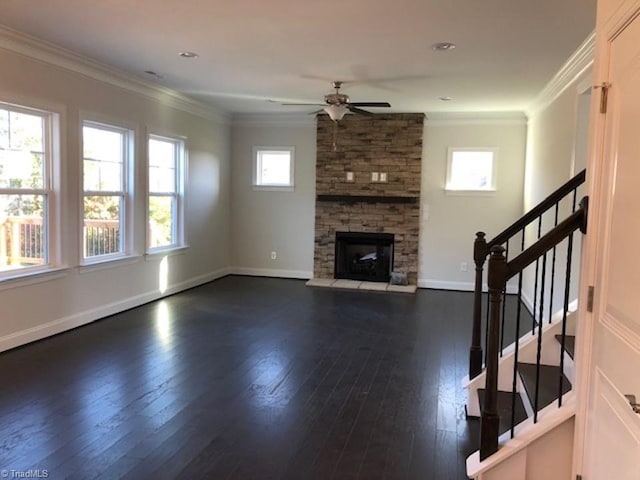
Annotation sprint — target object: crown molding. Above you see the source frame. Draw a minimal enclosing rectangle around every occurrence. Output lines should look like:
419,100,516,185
0,24,230,125
424,111,527,126
527,31,595,117
232,112,317,127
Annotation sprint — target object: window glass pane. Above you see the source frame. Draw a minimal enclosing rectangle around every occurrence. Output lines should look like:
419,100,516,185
149,164,176,192
83,195,122,258
0,194,46,270
0,109,8,149
83,126,123,191
258,151,291,185
9,111,44,152
0,150,44,189
148,195,174,248
449,151,494,190
149,138,176,192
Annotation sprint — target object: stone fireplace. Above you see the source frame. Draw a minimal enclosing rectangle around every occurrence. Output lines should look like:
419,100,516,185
313,113,423,285
334,231,394,282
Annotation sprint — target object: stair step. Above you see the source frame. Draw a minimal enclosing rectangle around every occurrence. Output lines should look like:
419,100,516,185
478,389,528,436
554,334,576,359
518,362,571,411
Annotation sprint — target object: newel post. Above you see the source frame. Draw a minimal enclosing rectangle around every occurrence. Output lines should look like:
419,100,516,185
469,231,487,379
480,245,508,461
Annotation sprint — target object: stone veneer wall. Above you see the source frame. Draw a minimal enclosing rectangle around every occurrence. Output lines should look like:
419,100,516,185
314,113,424,284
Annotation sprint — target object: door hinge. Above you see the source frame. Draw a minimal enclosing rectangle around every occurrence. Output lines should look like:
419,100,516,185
587,286,595,312
594,82,610,113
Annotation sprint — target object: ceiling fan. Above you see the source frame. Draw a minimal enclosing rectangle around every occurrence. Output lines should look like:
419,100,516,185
282,81,391,121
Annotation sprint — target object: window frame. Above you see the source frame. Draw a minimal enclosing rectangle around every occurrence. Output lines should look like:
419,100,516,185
147,133,186,253
80,119,135,265
0,101,60,280
445,147,498,195
252,146,295,191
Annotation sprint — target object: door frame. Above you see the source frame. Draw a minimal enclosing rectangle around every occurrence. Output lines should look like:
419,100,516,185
572,1,640,477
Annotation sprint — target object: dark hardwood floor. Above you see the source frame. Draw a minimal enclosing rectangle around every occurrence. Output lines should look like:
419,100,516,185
0,276,487,479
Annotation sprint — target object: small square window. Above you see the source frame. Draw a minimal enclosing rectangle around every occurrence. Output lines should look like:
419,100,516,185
446,147,497,193
252,146,294,190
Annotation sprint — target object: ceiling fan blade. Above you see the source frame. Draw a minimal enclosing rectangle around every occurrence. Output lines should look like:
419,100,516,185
348,106,374,116
349,102,391,107
281,103,326,106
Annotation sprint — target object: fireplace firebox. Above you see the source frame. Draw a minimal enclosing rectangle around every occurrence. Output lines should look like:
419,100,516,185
334,232,394,282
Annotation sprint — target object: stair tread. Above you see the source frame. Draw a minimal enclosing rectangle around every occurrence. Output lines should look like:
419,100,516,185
478,389,528,436
518,362,571,411
554,334,576,359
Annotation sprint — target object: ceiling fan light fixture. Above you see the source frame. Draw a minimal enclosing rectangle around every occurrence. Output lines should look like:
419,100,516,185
432,42,456,51
324,104,349,121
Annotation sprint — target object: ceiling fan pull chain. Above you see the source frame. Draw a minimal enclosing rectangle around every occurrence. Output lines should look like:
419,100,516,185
332,120,338,152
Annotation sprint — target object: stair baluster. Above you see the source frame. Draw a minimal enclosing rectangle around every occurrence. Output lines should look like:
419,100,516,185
558,233,575,407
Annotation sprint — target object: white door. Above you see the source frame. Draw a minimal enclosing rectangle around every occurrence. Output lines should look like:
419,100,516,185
581,10,640,479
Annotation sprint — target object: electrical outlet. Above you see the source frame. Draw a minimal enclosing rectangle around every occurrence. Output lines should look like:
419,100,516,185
371,172,379,182
422,204,430,221
346,172,354,182
460,262,468,272
379,172,388,182
271,251,277,260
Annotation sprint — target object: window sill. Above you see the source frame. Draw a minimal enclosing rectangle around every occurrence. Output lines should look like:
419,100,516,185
0,266,71,291
252,185,295,192
78,255,142,274
145,245,190,261
444,189,497,197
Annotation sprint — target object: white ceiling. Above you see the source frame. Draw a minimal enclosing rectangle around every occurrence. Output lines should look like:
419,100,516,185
0,0,596,115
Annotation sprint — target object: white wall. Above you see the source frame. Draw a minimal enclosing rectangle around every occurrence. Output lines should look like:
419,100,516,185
523,66,592,314
0,40,231,351
230,115,316,278
418,115,528,290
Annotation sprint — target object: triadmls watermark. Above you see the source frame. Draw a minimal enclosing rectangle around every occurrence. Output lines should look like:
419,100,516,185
1,470,49,479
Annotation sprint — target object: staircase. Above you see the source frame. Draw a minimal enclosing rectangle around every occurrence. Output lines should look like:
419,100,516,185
464,170,587,479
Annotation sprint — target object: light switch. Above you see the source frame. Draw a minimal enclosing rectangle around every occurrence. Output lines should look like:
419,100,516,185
346,172,354,182
371,172,379,182
379,172,388,182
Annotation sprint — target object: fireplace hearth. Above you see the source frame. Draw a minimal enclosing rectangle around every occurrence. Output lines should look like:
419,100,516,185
334,232,394,282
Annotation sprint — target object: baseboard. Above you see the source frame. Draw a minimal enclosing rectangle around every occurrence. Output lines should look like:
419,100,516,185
418,279,519,294
0,266,231,353
230,267,312,280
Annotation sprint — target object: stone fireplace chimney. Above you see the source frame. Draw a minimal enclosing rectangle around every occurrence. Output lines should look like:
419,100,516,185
313,113,424,285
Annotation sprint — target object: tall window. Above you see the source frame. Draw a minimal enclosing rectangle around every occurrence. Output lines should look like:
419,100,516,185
0,104,53,274
82,121,131,261
446,147,497,192
148,135,184,250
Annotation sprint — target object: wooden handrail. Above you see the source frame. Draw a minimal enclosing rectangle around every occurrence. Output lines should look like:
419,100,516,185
479,196,588,460
468,170,586,379
487,169,585,250
506,197,587,280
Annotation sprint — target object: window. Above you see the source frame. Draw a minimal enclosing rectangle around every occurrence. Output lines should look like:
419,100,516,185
0,103,56,275
82,121,132,261
252,146,294,190
148,135,184,251
446,147,497,193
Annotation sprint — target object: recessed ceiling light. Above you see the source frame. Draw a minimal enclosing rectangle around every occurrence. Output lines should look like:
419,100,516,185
432,42,456,51
178,51,199,59
144,70,164,79
439,96,453,101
